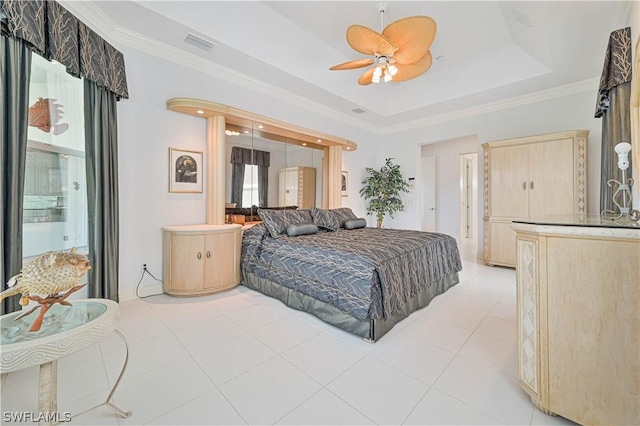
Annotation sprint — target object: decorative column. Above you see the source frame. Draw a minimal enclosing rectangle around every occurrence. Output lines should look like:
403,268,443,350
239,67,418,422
326,146,343,209
207,116,226,225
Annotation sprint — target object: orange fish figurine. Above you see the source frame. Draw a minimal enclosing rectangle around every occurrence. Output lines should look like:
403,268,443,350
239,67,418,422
28,97,69,135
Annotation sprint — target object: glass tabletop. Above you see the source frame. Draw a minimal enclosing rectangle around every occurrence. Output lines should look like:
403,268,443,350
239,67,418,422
513,214,640,229
1,301,107,345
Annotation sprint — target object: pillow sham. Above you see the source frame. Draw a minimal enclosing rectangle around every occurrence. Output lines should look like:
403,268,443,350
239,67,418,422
331,207,358,227
258,208,313,238
310,207,340,231
344,218,367,230
286,223,318,237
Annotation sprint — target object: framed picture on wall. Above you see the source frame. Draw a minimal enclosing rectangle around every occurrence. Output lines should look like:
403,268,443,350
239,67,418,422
169,147,203,193
341,171,348,197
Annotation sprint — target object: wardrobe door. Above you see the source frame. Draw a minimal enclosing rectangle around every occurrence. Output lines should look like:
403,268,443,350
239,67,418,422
490,144,529,218
528,138,575,218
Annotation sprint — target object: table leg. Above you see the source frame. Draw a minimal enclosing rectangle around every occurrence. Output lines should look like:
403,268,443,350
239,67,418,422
72,330,132,420
38,360,57,426
103,330,132,417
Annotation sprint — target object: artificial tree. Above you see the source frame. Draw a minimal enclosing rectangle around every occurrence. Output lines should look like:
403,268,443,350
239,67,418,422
359,158,410,228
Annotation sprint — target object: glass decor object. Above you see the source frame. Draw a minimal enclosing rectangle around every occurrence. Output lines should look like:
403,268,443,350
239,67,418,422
601,142,640,221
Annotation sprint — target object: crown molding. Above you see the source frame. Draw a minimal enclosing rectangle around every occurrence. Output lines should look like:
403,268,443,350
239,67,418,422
379,77,600,135
57,0,603,139
112,27,374,133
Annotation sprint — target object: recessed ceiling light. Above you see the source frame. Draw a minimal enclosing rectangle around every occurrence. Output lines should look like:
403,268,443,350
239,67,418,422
346,147,351,150
302,143,307,146
196,109,204,114
243,130,250,134
317,139,322,143
257,125,264,129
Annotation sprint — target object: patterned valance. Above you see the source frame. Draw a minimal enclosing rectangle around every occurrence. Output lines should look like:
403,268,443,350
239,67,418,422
0,0,128,100
595,27,631,118
230,147,270,167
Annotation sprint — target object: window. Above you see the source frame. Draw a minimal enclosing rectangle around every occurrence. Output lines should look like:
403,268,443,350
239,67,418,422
23,55,87,260
242,164,259,207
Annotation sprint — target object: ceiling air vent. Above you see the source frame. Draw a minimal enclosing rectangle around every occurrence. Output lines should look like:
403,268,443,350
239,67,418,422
351,108,366,114
184,33,216,51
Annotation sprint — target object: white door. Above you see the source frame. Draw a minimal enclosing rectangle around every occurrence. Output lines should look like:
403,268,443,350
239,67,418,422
421,155,436,232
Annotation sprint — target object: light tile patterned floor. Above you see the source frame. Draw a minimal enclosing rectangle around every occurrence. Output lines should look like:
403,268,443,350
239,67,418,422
0,256,579,425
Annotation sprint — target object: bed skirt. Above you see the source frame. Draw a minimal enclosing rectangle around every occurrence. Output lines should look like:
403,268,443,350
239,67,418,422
241,269,459,342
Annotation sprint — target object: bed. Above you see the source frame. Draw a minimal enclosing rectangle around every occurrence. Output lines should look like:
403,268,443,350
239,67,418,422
240,207,462,342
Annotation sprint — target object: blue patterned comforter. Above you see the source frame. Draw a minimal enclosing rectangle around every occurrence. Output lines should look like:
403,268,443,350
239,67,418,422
241,224,462,321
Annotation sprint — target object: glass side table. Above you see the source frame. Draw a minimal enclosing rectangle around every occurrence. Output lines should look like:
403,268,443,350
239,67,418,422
1,299,132,425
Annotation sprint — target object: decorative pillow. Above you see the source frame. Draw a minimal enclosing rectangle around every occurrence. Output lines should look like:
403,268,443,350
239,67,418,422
286,223,318,237
310,207,340,231
331,207,358,227
344,218,367,230
258,208,313,238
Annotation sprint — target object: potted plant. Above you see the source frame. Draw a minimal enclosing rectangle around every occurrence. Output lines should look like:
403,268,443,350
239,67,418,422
359,158,410,228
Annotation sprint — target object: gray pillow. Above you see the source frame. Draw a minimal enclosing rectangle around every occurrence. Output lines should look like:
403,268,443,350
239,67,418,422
311,207,358,230
332,207,358,227
286,223,318,237
258,208,313,238
344,218,367,230
310,207,340,231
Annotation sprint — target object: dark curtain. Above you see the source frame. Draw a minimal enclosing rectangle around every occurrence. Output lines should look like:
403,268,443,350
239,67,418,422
258,166,269,208
230,146,270,208
1,0,128,99
230,163,246,207
253,149,270,208
0,36,32,314
84,80,119,301
595,27,632,213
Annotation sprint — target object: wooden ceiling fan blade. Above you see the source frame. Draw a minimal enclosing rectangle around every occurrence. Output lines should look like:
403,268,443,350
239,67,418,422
358,67,375,85
330,58,375,70
392,52,433,82
383,16,436,64
346,25,396,56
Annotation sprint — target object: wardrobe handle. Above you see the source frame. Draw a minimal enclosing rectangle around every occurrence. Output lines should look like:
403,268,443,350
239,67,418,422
530,181,534,190
206,251,211,259
522,182,527,190
197,252,202,260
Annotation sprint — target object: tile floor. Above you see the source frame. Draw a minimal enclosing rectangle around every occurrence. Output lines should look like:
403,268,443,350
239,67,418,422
0,254,579,425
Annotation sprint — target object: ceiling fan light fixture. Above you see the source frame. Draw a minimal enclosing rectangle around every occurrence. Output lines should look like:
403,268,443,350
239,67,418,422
330,6,437,86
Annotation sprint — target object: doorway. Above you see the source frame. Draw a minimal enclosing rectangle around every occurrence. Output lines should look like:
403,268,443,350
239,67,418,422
459,152,478,260
421,155,436,232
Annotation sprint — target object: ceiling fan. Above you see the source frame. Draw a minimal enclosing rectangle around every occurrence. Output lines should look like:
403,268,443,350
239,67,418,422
330,3,436,85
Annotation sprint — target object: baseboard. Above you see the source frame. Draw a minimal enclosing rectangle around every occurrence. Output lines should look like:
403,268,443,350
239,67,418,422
138,282,164,298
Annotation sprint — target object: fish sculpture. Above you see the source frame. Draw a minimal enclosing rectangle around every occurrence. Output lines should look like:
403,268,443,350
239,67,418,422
28,97,69,135
1,249,91,331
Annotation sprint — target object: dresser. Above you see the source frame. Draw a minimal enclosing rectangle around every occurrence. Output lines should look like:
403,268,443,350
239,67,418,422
513,216,639,425
483,130,588,267
162,224,242,296
279,166,316,208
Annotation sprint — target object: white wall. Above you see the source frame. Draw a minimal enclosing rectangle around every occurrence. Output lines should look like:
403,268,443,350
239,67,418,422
375,89,603,258
112,10,637,300
420,135,478,241
116,46,378,300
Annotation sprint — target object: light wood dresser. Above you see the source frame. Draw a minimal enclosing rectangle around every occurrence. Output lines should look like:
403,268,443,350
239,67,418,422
162,224,242,296
513,216,639,425
483,130,588,267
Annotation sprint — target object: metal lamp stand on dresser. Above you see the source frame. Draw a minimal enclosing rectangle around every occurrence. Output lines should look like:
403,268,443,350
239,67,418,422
513,216,639,425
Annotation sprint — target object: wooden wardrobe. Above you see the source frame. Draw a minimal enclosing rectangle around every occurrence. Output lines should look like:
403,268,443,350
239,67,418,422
279,166,316,209
482,130,588,267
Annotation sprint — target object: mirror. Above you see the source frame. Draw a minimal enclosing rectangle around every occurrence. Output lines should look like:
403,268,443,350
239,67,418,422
224,123,324,223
